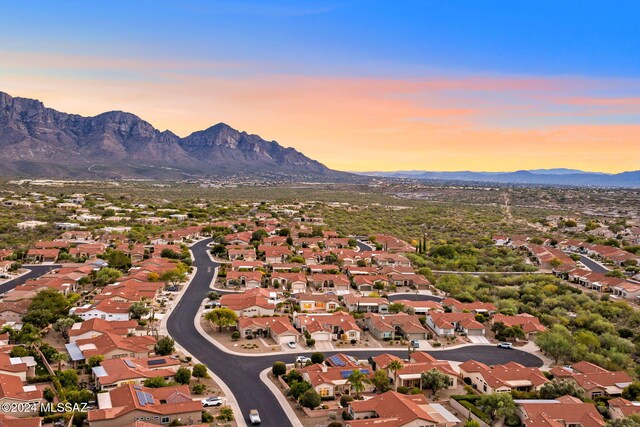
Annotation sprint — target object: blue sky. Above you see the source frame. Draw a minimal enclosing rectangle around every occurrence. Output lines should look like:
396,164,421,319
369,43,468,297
1,1,639,172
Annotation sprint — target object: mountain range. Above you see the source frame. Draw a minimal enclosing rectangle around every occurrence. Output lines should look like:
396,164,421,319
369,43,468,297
359,169,640,188
0,91,345,180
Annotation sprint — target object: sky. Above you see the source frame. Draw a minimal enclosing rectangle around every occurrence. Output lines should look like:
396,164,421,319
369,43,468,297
1,0,640,173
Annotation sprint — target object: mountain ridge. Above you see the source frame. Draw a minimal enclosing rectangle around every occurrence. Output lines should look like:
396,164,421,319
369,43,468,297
0,91,343,180
359,169,640,188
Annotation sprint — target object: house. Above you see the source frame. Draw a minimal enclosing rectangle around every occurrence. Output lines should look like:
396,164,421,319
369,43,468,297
442,298,497,315
0,373,43,417
69,243,107,259
371,252,412,268
270,272,307,293
343,295,389,313
293,313,361,342
426,312,486,337
388,273,431,289
93,357,181,390
237,316,300,345
460,360,548,394
69,319,138,342
86,384,202,427
259,245,292,264
0,300,32,322
230,260,265,271
219,288,277,317
227,248,257,261
352,275,389,292
25,249,59,263
0,414,42,427
71,300,133,321
0,353,36,381
296,293,341,312
387,352,458,390
491,313,546,339
224,232,252,246
549,361,632,399
225,270,263,289
309,274,351,293
516,395,605,427
346,391,459,427
364,313,430,341
392,299,443,315
66,333,157,363
301,363,375,398
608,397,640,421
370,234,416,253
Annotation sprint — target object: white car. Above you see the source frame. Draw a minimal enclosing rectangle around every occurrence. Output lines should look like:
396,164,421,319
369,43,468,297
287,341,296,349
249,409,261,424
202,396,224,407
296,356,311,364
410,340,420,348
497,342,513,349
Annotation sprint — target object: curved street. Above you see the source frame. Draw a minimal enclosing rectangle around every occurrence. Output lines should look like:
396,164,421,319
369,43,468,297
167,239,543,427
0,264,60,295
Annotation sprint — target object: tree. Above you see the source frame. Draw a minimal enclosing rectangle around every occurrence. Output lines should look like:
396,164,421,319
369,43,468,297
51,352,68,371
299,389,321,409
43,387,56,402
539,378,584,400
24,289,70,326
192,363,209,382
204,308,238,332
346,369,369,398
371,369,391,393
9,346,29,357
387,360,404,388
272,361,287,377
105,250,132,271
477,393,517,423
144,376,169,388
160,269,186,287
58,369,79,389
464,421,481,427
535,327,573,364
289,381,312,400
154,336,175,356
94,267,122,285
311,352,325,364
421,369,450,397
549,258,563,269
623,381,640,401
607,414,640,427
251,229,269,242
175,367,192,385
217,406,234,422
87,355,104,368
129,302,150,319
388,303,406,314
53,317,75,338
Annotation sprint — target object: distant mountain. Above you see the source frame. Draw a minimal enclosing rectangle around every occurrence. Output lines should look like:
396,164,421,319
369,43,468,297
359,169,640,188
0,91,346,180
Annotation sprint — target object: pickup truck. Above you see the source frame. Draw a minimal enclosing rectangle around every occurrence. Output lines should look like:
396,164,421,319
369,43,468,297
249,409,261,424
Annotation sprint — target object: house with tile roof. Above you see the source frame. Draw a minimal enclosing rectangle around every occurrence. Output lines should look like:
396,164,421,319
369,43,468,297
516,395,605,427
425,312,486,337
346,391,459,427
87,383,202,427
295,293,341,313
608,397,640,421
92,357,181,390
66,333,156,363
270,272,307,293
0,413,42,427
549,361,632,399
0,353,36,382
491,313,546,340
343,295,389,313
218,288,278,317
460,360,548,394
225,270,263,289
301,363,375,398
293,313,361,342
364,313,430,341
0,373,43,417
71,300,133,321
237,316,300,345
68,319,138,342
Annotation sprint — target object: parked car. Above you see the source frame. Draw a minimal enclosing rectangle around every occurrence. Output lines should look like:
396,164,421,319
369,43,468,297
296,356,311,364
202,396,224,407
410,340,420,348
249,409,261,424
287,341,296,349
497,342,513,349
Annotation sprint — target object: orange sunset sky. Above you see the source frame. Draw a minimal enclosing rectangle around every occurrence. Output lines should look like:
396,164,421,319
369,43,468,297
2,1,640,173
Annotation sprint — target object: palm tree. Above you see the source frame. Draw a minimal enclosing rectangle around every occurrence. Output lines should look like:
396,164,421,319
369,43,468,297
387,360,404,389
51,352,68,371
346,369,370,398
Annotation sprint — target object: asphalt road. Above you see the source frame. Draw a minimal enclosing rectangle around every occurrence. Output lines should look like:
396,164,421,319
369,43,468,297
0,264,60,295
168,239,542,427
579,255,610,273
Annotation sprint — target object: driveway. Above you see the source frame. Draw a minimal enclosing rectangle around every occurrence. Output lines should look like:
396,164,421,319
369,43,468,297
468,335,491,344
167,239,543,427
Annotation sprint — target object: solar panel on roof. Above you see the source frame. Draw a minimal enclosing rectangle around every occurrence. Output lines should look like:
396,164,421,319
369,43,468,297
340,370,353,379
133,385,142,390
124,359,136,368
136,390,147,406
147,358,166,366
